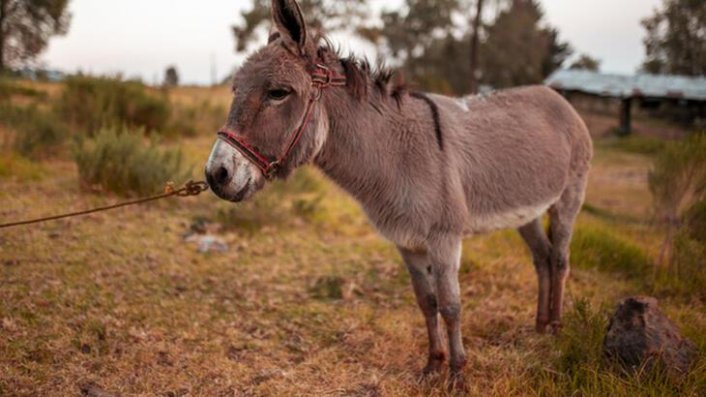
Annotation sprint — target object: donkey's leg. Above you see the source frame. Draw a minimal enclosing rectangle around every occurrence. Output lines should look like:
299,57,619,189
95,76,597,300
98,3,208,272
399,247,446,375
428,236,466,383
547,178,587,333
518,218,553,333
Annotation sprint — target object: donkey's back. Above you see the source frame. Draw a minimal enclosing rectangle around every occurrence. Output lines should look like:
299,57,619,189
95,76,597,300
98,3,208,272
431,85,592,235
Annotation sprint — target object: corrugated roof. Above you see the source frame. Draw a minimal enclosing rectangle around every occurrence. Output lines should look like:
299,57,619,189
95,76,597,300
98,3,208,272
545,69,706,101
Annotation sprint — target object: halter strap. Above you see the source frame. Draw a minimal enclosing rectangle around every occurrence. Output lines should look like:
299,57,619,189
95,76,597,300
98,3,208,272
217,63,346,179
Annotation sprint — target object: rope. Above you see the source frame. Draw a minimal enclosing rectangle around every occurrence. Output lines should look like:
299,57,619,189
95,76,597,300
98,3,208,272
0,180,209,230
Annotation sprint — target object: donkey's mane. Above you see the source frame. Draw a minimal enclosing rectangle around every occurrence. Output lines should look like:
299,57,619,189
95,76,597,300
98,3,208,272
314,35,409,105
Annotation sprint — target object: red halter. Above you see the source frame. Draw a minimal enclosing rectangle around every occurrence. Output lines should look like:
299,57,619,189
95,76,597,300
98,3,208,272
217,63,346,179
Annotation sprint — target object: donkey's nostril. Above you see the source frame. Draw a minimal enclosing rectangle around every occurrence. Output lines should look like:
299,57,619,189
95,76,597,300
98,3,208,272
214,166,230,185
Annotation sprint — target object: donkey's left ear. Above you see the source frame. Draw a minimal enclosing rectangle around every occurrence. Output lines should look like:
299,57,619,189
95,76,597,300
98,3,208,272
271,0,308,56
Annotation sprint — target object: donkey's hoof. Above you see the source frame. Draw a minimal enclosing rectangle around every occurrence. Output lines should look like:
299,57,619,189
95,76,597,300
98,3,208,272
535,319,550,334
420,354,445,378
550,321,563,335
447,371,468,393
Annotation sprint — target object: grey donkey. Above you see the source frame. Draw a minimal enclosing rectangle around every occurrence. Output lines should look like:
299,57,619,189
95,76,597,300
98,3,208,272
205,0,593,387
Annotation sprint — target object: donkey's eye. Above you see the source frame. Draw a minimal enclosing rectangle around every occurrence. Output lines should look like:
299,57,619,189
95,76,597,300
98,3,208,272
267,89,291,101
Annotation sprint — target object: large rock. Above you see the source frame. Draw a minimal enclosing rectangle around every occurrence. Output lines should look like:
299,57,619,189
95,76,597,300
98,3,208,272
603,296,696,375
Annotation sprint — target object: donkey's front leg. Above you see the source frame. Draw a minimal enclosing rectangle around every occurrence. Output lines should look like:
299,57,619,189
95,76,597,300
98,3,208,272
399,247,446,376
429,235,467,387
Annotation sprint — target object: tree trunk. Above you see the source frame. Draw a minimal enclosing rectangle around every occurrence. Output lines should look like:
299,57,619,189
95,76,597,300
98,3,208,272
469,0,484,94
0,0,6,72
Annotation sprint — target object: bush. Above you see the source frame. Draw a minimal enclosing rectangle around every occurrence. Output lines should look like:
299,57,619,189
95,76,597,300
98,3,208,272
57,76,171,134
73,126,188,196
0,103,68,159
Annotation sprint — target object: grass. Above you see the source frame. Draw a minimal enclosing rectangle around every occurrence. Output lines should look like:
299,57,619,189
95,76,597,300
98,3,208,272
0,82,704,396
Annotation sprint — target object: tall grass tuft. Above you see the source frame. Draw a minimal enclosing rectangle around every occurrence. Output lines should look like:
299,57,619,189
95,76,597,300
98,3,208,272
73,126,188,197
57,76,171,134
648,133,706,299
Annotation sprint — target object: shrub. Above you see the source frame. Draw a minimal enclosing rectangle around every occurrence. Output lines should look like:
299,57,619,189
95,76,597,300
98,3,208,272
0,103,68,159
57,76,171,134
73,126,188,197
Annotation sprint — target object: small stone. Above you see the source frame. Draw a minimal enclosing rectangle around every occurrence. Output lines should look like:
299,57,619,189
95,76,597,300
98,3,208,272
603,296,696,375
184,234,228,253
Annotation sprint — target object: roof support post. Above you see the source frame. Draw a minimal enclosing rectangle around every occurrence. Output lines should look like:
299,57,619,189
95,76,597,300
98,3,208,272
619,97,632,136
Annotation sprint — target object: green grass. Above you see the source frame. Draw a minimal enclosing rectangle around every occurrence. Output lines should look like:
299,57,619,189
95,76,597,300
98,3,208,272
571,225,653,277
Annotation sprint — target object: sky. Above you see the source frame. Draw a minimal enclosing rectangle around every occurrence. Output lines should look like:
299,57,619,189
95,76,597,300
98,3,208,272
41,0,663,85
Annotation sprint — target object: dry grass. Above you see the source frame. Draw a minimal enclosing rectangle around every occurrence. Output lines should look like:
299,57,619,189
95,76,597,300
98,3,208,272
1,85,704,396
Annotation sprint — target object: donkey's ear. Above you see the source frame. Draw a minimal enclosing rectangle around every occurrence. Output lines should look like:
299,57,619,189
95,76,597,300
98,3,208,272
271,0,308,55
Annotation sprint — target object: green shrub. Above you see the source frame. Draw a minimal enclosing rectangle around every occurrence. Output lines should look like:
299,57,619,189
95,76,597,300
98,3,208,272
0,103,68,158
571,225,652,277
57,76,171,134
73,126,188,196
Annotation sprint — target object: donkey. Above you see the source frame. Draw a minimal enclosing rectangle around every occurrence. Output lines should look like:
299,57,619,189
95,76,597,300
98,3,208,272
205,0,592,385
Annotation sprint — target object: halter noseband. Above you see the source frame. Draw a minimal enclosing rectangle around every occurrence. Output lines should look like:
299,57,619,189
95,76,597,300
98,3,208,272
217,63,346,180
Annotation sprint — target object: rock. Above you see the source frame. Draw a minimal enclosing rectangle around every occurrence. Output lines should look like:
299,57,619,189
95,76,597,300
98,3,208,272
603,296,696,375
184,234,228,253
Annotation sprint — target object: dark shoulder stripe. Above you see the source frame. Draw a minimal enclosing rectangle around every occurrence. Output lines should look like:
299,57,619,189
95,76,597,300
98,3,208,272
410,91,444,151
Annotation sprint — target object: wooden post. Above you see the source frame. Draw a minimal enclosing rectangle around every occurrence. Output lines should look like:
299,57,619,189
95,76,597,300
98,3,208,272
619,97,632,136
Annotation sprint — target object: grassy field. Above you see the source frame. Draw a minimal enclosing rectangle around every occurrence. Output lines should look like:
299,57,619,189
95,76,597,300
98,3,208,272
0,83,704,396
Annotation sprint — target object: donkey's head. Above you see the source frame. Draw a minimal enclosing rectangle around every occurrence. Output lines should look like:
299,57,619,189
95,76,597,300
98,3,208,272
205,0,338,202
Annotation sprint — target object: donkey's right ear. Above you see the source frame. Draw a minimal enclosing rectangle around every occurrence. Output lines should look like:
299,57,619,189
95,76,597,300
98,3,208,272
271,0,308,56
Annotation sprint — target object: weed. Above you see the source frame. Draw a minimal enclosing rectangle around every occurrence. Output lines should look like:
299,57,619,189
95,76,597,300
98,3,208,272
73,125,188,196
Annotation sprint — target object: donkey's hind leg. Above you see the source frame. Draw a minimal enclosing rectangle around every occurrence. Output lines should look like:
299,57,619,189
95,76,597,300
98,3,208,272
399,247,446,376
518,218,553,333
547,177,587,333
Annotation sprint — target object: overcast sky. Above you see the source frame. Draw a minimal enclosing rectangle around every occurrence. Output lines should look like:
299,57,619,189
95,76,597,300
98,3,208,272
41,0,662,85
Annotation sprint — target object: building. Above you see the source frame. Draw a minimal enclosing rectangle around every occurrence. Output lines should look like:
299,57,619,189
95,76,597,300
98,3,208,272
545,70,706,135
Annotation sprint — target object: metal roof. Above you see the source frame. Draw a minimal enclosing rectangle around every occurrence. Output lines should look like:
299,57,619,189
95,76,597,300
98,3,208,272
545,69,706,101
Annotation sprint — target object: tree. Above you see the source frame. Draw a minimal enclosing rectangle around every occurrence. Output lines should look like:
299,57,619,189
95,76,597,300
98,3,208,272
481,0,571,88
569,54,601,71
164,65,179,87
641,0,706,76
0,0,71,71
469,0,485,94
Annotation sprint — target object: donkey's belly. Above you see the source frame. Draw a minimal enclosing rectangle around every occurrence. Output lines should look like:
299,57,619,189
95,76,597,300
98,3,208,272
465,196,558,234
